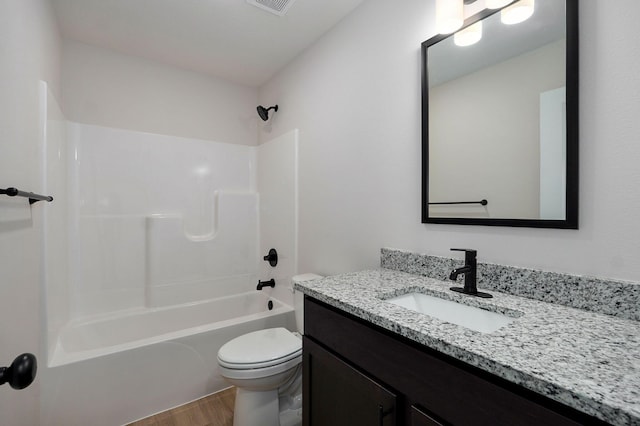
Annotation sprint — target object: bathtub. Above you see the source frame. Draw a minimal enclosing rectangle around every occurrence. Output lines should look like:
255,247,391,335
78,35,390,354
40,291,296,426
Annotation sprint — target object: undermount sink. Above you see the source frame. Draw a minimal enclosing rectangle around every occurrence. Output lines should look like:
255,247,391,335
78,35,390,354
385,292,518,333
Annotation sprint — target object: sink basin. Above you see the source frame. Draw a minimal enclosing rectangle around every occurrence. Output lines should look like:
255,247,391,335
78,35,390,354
385,292,517,333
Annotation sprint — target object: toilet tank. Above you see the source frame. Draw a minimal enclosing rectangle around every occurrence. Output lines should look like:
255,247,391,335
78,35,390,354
292,274,323,333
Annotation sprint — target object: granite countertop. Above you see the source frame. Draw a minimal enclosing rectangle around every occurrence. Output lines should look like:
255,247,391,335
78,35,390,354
295,269,640,426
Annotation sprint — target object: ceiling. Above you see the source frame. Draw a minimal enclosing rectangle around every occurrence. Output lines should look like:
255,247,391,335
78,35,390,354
50,0,365,88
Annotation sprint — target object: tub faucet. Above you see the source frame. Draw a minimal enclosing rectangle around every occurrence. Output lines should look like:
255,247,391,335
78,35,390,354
449,248,492,298
257,279,275,290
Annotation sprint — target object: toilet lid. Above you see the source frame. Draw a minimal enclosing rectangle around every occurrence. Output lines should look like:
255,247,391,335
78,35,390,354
217,327,302,369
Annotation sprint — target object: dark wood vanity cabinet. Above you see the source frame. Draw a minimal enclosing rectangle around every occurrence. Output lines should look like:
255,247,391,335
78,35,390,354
302,297,608,426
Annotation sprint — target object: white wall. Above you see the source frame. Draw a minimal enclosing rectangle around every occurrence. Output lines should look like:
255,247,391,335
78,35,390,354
0,0,61,424
62,40,259,145
259,0,640,283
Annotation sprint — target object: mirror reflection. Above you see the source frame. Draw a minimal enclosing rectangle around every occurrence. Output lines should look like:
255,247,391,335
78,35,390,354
423,0,578,228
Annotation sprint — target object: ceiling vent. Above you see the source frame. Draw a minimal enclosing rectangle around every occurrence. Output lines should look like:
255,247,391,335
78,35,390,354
246,0,298,17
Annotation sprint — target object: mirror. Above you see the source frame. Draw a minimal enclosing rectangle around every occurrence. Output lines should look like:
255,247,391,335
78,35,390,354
422,0,578,228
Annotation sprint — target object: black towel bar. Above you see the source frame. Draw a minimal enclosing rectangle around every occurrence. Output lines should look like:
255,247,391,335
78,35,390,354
429,199,488,206
0,187,53,204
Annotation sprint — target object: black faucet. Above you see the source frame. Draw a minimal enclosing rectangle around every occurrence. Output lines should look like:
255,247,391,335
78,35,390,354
449,248,492,298
257,279,276,290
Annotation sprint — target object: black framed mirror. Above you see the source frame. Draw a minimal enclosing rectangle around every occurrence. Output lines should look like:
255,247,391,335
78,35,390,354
422,0,578,228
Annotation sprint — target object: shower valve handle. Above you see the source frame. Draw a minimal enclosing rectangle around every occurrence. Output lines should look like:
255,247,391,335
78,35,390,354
0,353,37,390
263,248,278,267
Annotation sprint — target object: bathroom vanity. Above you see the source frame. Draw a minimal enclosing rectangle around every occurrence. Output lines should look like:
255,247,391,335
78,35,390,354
296,266,640,426
303,297,602,425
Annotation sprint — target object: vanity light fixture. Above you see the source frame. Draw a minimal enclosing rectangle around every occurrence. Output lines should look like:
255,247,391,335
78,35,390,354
454,21,482,46
501,0,535,25
435,0,464,34
485,0,513,9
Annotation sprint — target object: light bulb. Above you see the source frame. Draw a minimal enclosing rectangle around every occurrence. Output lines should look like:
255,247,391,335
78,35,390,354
454,21,482,47
435,0,464,34
501,0,535,25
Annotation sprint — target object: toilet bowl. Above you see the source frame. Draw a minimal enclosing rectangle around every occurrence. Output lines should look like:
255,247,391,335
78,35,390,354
217,273,322,426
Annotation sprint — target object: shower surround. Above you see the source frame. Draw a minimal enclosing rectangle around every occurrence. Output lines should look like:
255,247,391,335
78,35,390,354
39,84,299,425
67,123,260,319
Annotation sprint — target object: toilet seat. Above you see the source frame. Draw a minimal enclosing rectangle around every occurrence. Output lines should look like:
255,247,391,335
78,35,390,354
217,328,302,376
218,348,302,370
218,354,302,380
218,327,301,366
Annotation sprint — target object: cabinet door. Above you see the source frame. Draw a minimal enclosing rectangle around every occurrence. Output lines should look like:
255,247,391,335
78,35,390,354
303,336,397,426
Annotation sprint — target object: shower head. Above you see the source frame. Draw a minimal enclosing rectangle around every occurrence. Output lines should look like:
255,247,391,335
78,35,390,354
257,105,278,121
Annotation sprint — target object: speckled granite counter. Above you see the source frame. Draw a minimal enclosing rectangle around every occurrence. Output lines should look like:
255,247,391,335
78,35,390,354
295,269,640,426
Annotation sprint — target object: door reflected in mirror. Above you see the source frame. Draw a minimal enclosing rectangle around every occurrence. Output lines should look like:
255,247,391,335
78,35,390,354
422,0,578,228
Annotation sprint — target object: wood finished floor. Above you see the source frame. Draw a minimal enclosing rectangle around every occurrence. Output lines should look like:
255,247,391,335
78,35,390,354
128,387,235,426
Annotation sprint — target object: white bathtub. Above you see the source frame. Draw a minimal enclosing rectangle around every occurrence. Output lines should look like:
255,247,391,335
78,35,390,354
41,291,295,426
50,291,290,366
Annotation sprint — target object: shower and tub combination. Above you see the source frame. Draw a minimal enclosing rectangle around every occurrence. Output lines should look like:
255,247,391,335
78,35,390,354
38,83,299,425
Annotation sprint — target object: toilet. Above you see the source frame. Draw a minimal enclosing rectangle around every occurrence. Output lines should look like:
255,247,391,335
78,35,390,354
217,273,322,426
